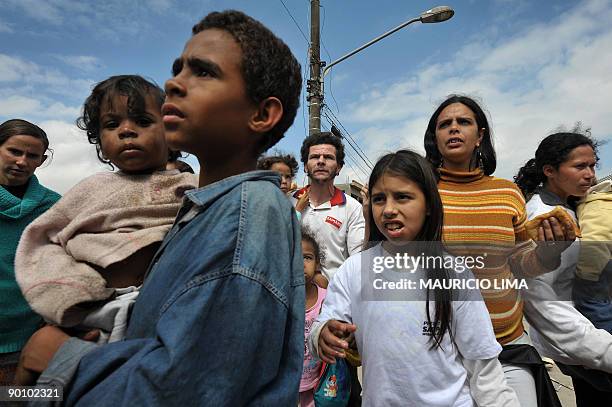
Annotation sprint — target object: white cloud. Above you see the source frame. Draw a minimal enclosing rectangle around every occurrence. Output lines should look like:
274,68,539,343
4,0,66,25
0,54,38,82
0,94,80,120
34,120,107,194
0,53,93,98
54,55,104,72
42,102,81,120
2,0,192,41
0,51,105,193
0,95,41,117
340,0,612,180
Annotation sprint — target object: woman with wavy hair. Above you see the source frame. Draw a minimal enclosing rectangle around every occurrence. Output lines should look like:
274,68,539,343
424,95,573,406
516,132,612,406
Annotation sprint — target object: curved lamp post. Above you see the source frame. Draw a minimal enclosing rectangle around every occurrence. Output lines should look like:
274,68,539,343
308,5,454,135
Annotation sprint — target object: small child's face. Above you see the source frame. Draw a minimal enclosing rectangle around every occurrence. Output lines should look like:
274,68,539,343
270,162,293,193
302,240,318,284
163,28,256,159
99,93,167,174
371,173,427,245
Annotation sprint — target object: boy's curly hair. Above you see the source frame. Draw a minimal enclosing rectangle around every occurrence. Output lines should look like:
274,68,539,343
76,75,165,165
256,152,299,178
192,10,302,154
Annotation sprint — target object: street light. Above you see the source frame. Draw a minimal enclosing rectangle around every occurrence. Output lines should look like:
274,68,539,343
322,6,454,78
420,6,455,24
308,4,454,135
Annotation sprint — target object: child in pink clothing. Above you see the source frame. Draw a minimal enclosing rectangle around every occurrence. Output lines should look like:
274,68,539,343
300,228,327,407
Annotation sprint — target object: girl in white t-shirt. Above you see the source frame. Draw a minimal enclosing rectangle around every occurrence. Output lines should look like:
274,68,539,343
309,149,519,406
299,228,327,406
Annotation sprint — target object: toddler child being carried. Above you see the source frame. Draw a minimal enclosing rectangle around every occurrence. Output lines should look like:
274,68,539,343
15,75,197,343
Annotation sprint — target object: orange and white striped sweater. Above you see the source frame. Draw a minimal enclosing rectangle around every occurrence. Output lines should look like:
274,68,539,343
438,168,551,345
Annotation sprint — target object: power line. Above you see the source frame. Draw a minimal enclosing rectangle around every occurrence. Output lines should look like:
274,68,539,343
321,113,372,180
326,109,374,168
321,122,370,182
278,0,310,45
319,2,341,114
322,112,372,174
320,121,370,178
323,108,374,169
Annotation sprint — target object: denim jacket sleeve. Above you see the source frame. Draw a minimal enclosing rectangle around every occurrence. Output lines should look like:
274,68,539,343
31,338,98,407
64,274,298,406
43,175,305,407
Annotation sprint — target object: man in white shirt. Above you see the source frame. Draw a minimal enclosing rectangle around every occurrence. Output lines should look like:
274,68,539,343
293,131,365,406
292,132,365,281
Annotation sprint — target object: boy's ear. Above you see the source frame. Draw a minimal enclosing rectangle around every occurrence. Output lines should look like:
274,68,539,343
248,97,283,134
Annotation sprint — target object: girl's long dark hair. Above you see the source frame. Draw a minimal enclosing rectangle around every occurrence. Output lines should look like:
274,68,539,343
367,149,453,349
514,132,599,200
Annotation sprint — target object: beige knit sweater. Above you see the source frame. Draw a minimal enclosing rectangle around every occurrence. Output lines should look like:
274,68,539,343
15,170,197,326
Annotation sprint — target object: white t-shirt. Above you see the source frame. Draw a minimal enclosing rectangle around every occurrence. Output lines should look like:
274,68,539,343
314,244,501,406
292,187,365,280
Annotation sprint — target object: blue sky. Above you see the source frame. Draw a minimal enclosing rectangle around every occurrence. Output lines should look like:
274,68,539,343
1,0,610,192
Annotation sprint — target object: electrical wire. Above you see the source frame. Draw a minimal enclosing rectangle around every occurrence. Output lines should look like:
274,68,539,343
278,0,309,45
321,117,371,177
323,108,374,169
319,2,341,114
326,110,375,168
320,122,370,183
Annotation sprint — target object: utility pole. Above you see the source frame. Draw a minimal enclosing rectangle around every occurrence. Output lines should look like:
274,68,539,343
307,0,322,136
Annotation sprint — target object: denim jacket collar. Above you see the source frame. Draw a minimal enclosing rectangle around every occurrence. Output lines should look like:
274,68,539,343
185,170,281,208
151,170,283,273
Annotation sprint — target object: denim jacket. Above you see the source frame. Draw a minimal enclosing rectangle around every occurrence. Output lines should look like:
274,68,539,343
38,171,305,406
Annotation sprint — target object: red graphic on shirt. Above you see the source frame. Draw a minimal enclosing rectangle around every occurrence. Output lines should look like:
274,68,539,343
325,216,342,229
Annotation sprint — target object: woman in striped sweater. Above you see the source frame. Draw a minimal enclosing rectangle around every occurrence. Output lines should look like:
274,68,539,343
424,95,574,406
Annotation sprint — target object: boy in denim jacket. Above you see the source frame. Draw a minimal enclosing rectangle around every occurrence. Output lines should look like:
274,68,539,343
16,10,305,406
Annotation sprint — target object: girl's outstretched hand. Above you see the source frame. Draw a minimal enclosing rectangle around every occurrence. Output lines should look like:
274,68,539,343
318,319,357,364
